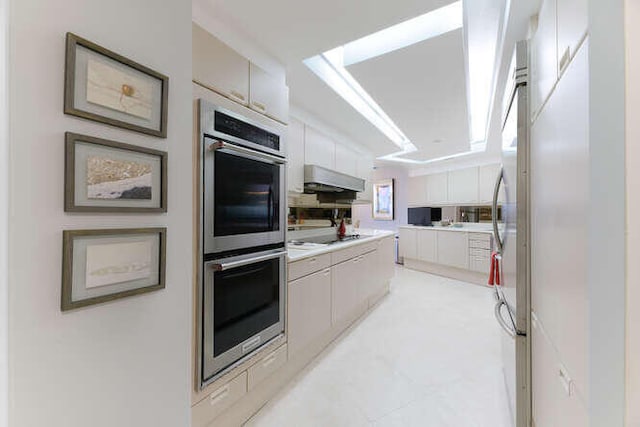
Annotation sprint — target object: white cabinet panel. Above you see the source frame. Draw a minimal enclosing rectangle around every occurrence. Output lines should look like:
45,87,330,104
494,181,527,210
357,250,378,304
287,118,305,193
531,0,558,117
288,268,332,357
247,344,287,391
436,231,468,269
377,236,395,284
192,23,249,106
425,172,448,204
416,229,437,263
447,168,478,204
399,228,417,260
479,164,504,204
304,127,335,170
557,0,587,76
356,155,374,180
407,175,427,207
334,144,358,176
249,63,289,124
331,258,361,325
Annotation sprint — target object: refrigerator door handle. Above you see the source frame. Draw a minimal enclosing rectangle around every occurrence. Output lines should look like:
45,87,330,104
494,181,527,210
492,167,504,254
494,298,516,339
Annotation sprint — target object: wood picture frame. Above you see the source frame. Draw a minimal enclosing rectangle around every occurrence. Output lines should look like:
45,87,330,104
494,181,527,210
372,179,394,221
64,132,168,213
61,228,166,311
64,32,169,137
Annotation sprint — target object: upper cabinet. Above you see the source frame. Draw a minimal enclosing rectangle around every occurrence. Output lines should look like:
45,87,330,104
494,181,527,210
556,0,587,76
426,173,448,205
448,168,478,204
531,0,557,117
478,164,505,204
304,127,335,170
288,118,305,194
249,63,289,124
356,156,374,202
335,144,358,177
192,23,289,124
407,175,428,207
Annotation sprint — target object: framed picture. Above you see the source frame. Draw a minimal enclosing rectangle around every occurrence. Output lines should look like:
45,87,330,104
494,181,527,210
61,228,166,311
64,32,169,137
372,179,394,221
64,132,167,213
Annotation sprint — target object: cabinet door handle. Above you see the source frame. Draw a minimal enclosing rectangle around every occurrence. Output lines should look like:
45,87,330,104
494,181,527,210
262,354,277,368
323,268,331,276
230,90,246,101
252,101,267,111
559,46,571,74
309,257,317,263
209,385,229,406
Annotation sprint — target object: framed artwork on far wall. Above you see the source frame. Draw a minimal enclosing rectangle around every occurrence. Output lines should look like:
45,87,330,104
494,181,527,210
372,179,394,221
61,228,166,311
64,32,169,137
64,132,167,213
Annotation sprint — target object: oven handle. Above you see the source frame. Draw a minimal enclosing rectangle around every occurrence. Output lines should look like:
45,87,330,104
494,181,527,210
207,139,287,164
210,250,287,272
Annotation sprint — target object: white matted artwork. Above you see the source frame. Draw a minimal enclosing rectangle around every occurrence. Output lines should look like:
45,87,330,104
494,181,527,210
64,33,169,137
61,228,166,311
372,179,394,221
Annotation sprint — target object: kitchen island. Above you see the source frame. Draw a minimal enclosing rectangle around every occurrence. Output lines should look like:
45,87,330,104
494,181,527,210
192,229,396,427
399,224,494,285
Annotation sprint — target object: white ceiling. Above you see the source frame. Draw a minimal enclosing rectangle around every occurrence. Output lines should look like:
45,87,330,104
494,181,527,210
194,0,522,162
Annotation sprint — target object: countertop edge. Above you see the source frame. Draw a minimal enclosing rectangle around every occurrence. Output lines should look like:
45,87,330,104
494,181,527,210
287,230,395,262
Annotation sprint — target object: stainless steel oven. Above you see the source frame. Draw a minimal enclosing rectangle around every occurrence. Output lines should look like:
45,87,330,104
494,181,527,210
201,248,286,384
200,100,286,254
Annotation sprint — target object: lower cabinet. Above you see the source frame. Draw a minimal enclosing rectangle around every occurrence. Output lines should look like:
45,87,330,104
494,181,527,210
332,256,363,325
417,229,437,262
436,231,469,269
377,236,395,290
287,269,332,357
399,228,417,260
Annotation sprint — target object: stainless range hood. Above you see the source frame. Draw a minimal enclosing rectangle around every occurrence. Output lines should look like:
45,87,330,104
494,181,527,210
304,164,365,192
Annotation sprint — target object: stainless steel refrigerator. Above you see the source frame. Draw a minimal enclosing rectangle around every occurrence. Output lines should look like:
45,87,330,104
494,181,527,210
492,40,531,427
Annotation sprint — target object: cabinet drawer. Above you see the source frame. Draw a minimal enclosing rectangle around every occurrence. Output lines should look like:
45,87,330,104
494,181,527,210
247,344,287,391
288,253,331,281
469,247,491,257
331,241,377,265
192,372,247,425
469,257,490,273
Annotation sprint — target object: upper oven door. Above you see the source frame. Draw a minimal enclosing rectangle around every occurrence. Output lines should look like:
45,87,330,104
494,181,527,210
203,137,286,254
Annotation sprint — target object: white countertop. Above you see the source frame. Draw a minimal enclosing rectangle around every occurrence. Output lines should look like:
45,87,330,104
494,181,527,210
399,224,494,234
287,229,395,262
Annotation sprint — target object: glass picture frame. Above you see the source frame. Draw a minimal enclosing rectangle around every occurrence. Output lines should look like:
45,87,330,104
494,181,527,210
64,132,168,213
64,32,169,137
61,228,166,311
372,179,394,221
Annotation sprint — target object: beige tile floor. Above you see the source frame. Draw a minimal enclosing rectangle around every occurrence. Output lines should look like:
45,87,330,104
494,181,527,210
245,266,512,427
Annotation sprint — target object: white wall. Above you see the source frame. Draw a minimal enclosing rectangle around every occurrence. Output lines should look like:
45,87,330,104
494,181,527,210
625,1,640,424
588,0,627,424
8,0,192,426
353,166,408,232
0,0,8,426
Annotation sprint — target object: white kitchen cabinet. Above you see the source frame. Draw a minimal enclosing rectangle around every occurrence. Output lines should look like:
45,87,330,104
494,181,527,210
357,250,378,304
531,0,558,117
355,153,374,202
556,0,587,77
249,63,289,124
334,144,358,177
377,236,395,284
399,228,417,260
288,268,332,357
192,23,249,106
478,164,504,204
416,229,437,263
331,258,362,325
436,231,468,269
304,127,335,170
425,172,448,204
407,175,428,207
287,118,305,193
447,168,479,204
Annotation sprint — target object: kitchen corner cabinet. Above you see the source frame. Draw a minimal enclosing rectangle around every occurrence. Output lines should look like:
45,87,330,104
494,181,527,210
436,231,468,269
448,168,478,204
249,63,289,124
304,127,335,170
287,268,332,357
287,118,305,193
193,23,249,106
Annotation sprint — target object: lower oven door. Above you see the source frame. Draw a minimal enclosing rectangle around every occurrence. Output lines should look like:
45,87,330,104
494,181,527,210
202,248,286,385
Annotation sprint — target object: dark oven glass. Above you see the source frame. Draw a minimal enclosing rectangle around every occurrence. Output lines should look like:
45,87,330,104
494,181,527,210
214,151,280,236
213,258,280,356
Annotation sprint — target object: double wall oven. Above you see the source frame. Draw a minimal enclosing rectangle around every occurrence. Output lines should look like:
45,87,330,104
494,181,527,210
198,100,287,387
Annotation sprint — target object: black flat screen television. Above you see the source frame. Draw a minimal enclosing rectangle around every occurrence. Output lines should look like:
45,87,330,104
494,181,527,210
408,207,442,226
